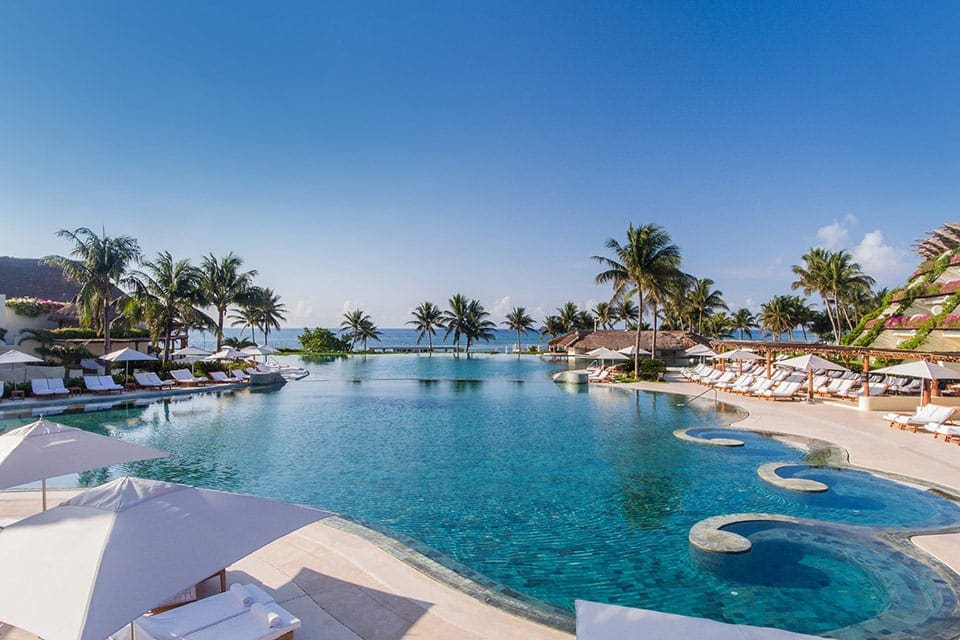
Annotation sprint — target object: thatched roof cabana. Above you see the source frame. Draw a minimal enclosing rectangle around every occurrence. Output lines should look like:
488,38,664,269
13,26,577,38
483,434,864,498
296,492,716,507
548,330,708,356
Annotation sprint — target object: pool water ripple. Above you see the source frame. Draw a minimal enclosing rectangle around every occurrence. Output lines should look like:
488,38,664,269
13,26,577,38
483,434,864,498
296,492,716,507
2,355,959,638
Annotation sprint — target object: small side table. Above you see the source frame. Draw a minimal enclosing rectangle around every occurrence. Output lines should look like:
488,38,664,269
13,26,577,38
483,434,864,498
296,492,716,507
69,387,83,396
10,390,25,400
124,382,138,391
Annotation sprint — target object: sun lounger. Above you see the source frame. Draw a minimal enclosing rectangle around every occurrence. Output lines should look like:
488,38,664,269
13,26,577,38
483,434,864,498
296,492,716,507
84,375,120,394
935,424,960,443
134,372,175,389
189,601,300,640
232,369,250,381
134,583,276,640
887,405,957,431
589,368,613,383
845,383,888,398
170,369,208,386
30,379,55,397
759,381,802,401
209,371,233,383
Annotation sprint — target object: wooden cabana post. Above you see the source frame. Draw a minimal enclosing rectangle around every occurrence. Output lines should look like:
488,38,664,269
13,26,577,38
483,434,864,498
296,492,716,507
862,355,870,398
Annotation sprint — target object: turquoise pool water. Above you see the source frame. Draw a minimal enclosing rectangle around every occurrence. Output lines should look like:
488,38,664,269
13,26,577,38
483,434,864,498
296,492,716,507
2,355,959,638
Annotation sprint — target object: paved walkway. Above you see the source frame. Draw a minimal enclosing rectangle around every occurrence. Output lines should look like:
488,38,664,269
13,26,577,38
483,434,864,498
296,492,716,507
0,373,959,639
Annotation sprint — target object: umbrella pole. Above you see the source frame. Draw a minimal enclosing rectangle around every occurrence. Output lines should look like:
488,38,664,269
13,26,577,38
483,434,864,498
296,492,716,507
41,478,46,511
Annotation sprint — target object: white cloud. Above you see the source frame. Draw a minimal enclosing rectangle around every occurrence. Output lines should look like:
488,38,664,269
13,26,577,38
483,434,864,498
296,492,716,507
816,221,848,249
851,230,911,284
492,295,512,318
287,298,317,327
341,299,363,315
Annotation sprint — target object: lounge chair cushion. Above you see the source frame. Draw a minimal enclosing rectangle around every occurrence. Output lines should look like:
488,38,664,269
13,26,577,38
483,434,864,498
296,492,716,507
134,583,274,640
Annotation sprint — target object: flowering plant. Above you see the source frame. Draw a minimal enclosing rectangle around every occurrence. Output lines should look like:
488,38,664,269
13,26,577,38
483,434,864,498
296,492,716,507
4,297,64,318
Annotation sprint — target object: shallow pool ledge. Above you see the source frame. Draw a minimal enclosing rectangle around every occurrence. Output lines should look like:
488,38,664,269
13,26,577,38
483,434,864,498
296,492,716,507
689,513,799,554
673,428,744,447
757,463,829,493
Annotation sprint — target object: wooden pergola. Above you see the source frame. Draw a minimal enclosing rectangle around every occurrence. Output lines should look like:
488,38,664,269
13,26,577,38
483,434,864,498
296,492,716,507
712,340,960,398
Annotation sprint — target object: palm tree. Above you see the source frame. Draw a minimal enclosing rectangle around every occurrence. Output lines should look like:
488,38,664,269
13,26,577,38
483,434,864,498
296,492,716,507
617,298,639,330
784,295,814,341
540,315,566,342
594,223,684,371
556,302,583,332
759,295,794,340
463,299,496,354
123,251,213,361
730,308,756,340
340,309,371,351
502,306,535,352
199,253,257,350
688,278,728,335
704,311,733,339
442,294,471,355
355,316,382,352
407,301,444,352
43,227,142,353
253,287,287,345
592,302,615,330
792,248,874,344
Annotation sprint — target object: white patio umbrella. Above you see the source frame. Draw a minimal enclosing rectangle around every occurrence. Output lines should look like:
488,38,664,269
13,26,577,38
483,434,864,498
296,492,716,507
205,346,248,361
873,360,960,405
0,348,44,386
170,345,212,358
713,348,763,375
0,476,334,640
586,347,629,362
776,354,849,400
684,344,717,358
576,600,820,639
0,417,168,510
242,345,278,362
617,345,651,356
101,347,157,384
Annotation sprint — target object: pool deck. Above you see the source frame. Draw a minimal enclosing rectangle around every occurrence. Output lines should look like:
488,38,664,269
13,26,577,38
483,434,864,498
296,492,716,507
1,373,959,639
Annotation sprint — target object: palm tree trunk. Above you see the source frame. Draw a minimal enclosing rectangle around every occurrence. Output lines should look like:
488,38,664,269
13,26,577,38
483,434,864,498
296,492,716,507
516,329,521,355
651,300,659,360
822,295,839,344
102,294,112,354
634,288,643,374
217,307,225,350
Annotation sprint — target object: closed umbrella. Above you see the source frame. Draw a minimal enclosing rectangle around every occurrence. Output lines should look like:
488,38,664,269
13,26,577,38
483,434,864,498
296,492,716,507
0,476,334,640
873,360,960,405
101,347,157,384
0,417,168,510
776,354,849,400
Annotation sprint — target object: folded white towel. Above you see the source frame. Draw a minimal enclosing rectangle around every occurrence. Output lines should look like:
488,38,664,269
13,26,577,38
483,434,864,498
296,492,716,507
250,602,281,628
229,582,253,607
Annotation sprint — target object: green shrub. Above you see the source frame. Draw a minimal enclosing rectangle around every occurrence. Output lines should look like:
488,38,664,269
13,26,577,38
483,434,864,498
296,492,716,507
635,358,666,381
299,327,350,353
5,297,62,317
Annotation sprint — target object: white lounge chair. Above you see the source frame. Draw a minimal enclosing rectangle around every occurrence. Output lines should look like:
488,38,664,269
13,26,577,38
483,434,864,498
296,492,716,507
888,405,957,432
188,601,300,640
232,369,250,382
134,583,277,640
30,379,55,397
760,381,802,401
170,369,208,386
209,371,233,383
84,375,113,394
99,375,123,392
134,372,174,389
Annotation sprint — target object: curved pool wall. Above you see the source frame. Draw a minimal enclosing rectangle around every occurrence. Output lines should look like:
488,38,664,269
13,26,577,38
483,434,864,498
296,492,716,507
2,354,959,638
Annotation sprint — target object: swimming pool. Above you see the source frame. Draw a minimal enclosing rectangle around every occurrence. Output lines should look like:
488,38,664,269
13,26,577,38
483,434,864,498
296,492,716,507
2,354,959,638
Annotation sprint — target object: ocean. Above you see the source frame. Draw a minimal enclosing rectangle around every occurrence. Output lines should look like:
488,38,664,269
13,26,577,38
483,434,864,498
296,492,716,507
190,327,816,351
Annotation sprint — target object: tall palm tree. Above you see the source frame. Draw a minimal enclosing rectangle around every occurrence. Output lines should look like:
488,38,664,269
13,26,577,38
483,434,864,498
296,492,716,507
199,253,258,350
502,306,535,352
730,308,756,340
592,302,615,330
617,298,639,330
792,248,874,344
123,251,212,361
463,299,496,354
442,294,471,355
355,316,382,352
340,309,372,351
759,295,794,340
407,301,444,352
556,302,583,332
688,277,728,335
42,227,142,353
253,287,287,345
540,315,566,341
594,223,684,371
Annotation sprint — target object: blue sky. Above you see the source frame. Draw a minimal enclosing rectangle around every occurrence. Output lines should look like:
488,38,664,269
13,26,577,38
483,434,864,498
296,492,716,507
1,2,959,327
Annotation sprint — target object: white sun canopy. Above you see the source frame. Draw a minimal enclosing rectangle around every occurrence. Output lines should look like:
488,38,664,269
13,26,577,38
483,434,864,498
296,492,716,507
576,600,822,639
0,476,333,640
